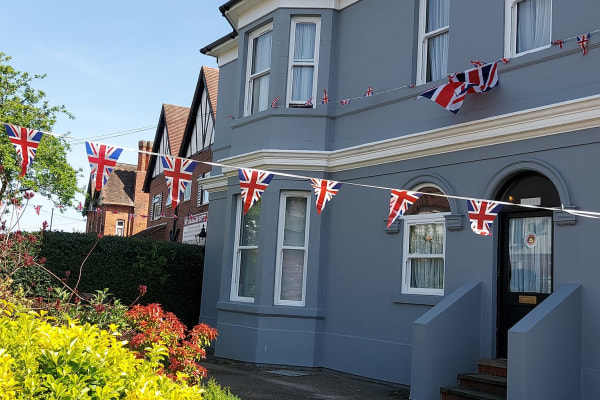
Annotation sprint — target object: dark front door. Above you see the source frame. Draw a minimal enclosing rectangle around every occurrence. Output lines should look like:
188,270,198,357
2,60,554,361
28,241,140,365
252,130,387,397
497,211,553,358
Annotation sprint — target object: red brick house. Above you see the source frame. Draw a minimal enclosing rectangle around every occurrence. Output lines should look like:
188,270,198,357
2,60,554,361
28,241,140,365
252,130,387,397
174,66,218,244
137,103,190,242
85,140,153,236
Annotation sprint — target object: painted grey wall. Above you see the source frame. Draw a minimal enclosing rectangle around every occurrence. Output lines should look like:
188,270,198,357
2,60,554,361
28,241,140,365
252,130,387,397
508,284,582,400
411,281,482,400
200,0,600,396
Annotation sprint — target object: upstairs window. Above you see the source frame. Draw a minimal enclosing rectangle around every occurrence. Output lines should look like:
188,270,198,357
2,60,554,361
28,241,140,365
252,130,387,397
505,0,551,57
245,24,273,116
417,0,449,84
287,17,320,108
115,219,125,236
151,194,162,221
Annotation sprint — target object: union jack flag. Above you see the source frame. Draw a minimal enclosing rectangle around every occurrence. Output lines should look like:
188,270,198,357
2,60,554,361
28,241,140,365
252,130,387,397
76,202,83,212
161,156,198,210
238,168,274,215
340,99,351,105
95,207,102,213
467,200,503,236
309,178,342,215
364,86,374,97
321,90,331,104
34,205,42,215
304,97,313,106
577,33,590,55
4,124,44,178
140,214,148,219
271,96,279,108
470,60,485,67
128,213,136,220
160,211,166,218
552,39,563,49
418,62,499,113
86,142,123,192
172,213,179,220
387,190,423,228
111,210,118,214
187,211,194,219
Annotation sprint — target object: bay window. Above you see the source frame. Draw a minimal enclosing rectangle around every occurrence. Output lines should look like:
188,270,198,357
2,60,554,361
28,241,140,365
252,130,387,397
274,192,310,306
231,197,262,302
287,17,320,108
505,0,551,57
245,24,273,115
417,0,449,84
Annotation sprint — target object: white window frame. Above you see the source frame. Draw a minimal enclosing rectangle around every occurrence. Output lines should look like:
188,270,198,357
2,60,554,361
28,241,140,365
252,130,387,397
286,16,321,108
504,0,552,58
416,0,450,85
244,23,273,116
183,180,192,202
115,219,125,236
231,196,260,303
402,213,448,296
151,194,162,221
274,192,310,306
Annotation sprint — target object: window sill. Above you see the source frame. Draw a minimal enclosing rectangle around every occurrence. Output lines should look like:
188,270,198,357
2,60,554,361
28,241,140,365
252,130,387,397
393,292,443,306
217,301,325,319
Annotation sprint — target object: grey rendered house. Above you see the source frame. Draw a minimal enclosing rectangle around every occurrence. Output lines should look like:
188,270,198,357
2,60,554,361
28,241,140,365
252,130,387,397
198,1,600,399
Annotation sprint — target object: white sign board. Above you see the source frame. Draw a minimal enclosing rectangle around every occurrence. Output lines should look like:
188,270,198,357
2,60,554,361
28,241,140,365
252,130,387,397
182,212,208,244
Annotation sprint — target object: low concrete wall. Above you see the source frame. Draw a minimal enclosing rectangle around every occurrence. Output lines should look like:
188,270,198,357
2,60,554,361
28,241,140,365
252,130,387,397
508,284,582,400
410,281,482,400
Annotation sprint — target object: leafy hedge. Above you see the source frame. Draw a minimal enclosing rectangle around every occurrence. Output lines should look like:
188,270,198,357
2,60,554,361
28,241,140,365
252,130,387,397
39,232,204,328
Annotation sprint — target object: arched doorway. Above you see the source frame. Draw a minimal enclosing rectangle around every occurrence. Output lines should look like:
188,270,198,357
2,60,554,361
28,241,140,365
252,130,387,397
496,172,561,358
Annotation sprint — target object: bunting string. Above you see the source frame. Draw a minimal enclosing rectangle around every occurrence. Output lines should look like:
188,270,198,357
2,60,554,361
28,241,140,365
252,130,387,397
2,120,598,223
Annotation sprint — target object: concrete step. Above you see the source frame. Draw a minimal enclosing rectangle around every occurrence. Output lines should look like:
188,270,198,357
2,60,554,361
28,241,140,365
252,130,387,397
458,373,507,396
440,386,506,400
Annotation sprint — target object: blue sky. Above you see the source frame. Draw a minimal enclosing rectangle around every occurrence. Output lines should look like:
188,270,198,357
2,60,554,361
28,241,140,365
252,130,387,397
3,0,232,231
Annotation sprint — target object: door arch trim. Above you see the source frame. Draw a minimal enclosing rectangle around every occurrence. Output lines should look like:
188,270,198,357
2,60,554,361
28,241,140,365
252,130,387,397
481,159,572,207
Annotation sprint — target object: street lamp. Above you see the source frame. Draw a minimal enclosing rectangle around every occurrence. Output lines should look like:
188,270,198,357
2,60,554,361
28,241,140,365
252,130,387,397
195,226,206,246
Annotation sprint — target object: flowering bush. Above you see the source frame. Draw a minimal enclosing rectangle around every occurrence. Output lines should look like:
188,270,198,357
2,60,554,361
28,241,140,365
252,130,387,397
123,303,218,385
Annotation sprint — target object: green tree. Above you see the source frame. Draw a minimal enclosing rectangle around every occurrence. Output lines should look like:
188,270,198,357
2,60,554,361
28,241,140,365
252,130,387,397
0,52,81,205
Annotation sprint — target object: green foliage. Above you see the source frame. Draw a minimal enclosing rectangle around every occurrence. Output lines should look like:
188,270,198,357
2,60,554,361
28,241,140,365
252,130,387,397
202,379,240,400
0,52,81,205
0,306,206,399
39,232,204,327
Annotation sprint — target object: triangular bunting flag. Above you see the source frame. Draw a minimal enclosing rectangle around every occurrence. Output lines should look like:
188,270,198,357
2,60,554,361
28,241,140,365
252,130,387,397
364,86,374,97
309,178,342,215
577,33,590,55
238,168,274,215
321,89,331,104
86,142,123,192
34,205,42,215
387,190,423,228
76,201,83,212
467,200,503,236
161,156,198,210
4,124,44,178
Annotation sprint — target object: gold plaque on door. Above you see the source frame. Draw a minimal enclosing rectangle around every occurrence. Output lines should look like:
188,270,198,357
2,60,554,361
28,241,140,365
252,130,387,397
519,295,537,305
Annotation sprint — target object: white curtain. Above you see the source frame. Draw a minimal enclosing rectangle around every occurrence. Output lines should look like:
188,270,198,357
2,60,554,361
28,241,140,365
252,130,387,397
426,0,449,81
280,197,307,301
291,23,316,102
517,0,551,53
409,223,444,289
251,31,272,112
509,216,552,293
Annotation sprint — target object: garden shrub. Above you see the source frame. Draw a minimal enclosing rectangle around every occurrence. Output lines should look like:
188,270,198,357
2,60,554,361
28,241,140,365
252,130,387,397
39,232,204,327
123,303,218,386
0,305,205,399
